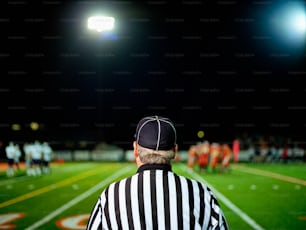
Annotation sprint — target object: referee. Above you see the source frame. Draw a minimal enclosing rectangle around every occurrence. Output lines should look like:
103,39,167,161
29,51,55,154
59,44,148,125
87,115,229,230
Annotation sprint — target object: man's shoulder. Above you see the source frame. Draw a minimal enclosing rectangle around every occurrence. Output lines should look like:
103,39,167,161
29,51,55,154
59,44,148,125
175,173,211,189
105,174,136,187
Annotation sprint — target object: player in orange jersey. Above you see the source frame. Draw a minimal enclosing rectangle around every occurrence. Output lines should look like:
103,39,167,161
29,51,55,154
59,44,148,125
220,143,232,173
232,138,240,163
210,142,220,173
187,144,198,170
197,141,210,173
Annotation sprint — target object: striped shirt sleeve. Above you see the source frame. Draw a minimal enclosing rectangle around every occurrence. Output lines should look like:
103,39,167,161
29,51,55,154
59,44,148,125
86,196,104,230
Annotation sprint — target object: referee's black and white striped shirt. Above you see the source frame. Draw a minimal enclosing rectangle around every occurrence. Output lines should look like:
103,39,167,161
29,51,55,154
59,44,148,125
87,164,229,230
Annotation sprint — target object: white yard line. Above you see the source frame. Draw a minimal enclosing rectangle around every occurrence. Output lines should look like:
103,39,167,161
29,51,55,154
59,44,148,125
25,165,134,230
232,164,306,186
1,165,113,208
0,176,29,186
181,165,265,230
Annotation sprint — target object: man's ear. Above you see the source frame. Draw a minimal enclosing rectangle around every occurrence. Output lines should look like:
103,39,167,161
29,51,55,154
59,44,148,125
172,144,178,159
133,141,138,158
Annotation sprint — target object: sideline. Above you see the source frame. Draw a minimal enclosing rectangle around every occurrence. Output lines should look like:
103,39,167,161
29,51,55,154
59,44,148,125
25,165,134,230
0,164,115,208
232,164,306,186
181,165,265,230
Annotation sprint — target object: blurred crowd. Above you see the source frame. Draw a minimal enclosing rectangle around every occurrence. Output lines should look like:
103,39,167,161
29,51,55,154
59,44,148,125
5,141,53,177
246,140,305,163
236,133,306,163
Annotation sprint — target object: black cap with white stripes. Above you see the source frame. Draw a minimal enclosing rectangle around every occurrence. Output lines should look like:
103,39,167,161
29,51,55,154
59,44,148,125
135,115,177,151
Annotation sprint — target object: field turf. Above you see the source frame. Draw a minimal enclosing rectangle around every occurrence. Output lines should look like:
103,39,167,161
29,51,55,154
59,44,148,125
0,161,305,230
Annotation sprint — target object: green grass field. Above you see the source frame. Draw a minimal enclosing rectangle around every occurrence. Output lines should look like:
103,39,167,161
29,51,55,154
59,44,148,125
1,161,306,230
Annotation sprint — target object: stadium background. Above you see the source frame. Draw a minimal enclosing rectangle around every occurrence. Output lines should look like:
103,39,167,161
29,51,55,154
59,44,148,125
1,0,306,152
1,1,306,229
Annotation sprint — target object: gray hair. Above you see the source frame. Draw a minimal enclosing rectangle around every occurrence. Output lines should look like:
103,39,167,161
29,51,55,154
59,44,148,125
137,145,175,164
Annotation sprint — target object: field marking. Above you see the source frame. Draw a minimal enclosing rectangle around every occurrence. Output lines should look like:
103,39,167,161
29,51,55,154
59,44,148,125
0,175,29,186
232,164,306,186
25,165,134,230
181,165,265,230
0,164,115,208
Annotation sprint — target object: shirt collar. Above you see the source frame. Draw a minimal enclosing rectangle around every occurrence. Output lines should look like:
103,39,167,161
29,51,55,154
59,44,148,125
137,164,172,173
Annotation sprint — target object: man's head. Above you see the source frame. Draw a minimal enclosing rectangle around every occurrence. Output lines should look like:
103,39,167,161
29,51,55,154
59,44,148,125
133,115,178,165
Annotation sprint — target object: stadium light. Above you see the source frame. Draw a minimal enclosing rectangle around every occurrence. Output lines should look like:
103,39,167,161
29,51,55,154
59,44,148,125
87,16,115,32
287,11,306,37
11,124,21,131
30,122,40,131
271,1,306,46
197,130,205,139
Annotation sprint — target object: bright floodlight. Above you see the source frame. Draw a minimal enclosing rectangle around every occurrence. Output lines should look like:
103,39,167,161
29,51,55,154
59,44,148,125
281,5,306,38
271,2,306,45
288,11,306,34
88,16,115,32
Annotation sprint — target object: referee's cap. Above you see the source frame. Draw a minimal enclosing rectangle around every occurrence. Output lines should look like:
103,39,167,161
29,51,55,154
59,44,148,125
135,115,177,151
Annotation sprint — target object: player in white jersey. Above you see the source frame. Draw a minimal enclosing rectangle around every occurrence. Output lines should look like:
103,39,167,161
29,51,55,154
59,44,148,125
5,142,16,177
41,142,53,174
30,141,42,176
23,142,34,176
13,144,22,171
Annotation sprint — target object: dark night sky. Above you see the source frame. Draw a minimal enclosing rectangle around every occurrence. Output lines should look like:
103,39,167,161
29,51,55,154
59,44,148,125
1,0,306,150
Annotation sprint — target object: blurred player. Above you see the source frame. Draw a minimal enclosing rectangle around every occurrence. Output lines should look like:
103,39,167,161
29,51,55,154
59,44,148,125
41,142,53,174
220,143,232,173
187,144,198,170
232,138,240,163
13,143,22,171
31,141,42,176
5,142,16,177
197,141,210,173
23,142,34,176
210,142,220,173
